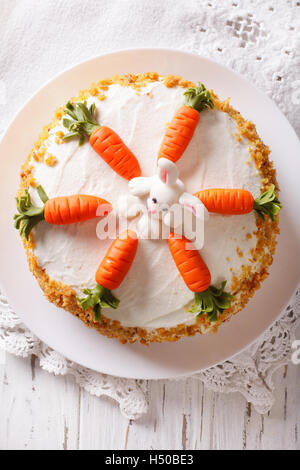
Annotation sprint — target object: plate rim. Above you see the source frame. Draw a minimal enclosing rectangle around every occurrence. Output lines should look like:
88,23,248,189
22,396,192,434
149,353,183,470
1,47,300,379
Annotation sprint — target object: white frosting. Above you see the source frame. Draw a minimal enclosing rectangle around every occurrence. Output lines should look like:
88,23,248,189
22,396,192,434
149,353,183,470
29,81,262,328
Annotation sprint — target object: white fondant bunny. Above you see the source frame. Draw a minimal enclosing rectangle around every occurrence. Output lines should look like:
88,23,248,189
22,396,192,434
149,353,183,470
128,158,208,247
129,158,184,216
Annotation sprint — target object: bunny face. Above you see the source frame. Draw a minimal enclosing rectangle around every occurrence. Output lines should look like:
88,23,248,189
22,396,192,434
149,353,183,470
129,158,185,218
126,158,207,248
147,158,184,218
128,157,206,227
147,180,183,217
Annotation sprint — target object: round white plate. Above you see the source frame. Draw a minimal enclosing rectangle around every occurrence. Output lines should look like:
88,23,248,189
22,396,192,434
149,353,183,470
0,49,299,379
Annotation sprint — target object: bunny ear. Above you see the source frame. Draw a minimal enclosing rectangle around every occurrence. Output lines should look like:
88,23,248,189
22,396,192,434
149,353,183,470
157,158,178,186
159,167,167,184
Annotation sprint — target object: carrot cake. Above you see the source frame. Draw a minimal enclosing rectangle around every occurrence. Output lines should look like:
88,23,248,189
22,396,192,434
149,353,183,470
14,73,281,344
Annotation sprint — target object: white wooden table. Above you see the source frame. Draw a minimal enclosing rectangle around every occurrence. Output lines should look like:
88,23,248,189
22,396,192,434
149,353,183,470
0,351,298,450
0,0,299,452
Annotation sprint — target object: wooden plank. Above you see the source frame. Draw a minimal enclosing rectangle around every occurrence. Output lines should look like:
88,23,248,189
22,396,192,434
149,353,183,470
208,390,246,450
0,346,6,367
78,388,129,450
261,365,299,450
230,365,300,450
123,379,248,450
125,380,185,450
0,352,298,450
0,354,80,450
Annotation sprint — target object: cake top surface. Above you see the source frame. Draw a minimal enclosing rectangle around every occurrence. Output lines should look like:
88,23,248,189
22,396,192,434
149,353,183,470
15,74,280,339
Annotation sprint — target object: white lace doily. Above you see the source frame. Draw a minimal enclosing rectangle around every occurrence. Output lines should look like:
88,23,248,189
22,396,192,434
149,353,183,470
0,0,299,420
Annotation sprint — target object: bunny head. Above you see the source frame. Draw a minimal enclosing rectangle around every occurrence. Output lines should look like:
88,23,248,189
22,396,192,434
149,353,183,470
147,158,185,217
128,157,207,227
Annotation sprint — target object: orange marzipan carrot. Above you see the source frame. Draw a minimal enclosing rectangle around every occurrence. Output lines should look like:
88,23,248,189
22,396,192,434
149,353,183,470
193,188,254,215
14,185,113,240
63,102,141,180
158,106,200,163
90,127,141,180
157,83,214,164
168,233,211,293
44,194,112,225
95,229,138,291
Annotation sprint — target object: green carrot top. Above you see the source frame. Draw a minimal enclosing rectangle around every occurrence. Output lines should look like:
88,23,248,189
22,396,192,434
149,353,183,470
188,281,233,322
63,101,100,145
253,185,282,222
78,285,120,322
14,185,48,240
184,82,214,112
